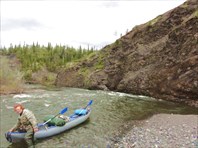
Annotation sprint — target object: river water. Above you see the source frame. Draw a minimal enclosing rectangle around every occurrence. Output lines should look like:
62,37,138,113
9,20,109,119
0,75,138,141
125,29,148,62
0,85,197,147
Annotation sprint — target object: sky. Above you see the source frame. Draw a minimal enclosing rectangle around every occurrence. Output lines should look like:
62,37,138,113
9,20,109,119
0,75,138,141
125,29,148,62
1,0,186,49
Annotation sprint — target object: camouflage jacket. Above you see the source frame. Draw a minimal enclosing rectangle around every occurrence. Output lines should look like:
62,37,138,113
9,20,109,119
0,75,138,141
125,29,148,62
12,109,37,131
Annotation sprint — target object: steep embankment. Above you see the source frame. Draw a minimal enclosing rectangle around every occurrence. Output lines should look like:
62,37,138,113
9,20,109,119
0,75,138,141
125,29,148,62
56,0,198,107
0,55,24,94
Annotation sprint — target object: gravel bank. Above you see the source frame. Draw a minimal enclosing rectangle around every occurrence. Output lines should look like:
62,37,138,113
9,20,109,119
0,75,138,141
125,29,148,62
113,114,198,148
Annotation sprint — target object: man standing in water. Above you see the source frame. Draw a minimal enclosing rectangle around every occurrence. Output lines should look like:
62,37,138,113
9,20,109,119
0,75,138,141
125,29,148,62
9,104,38,146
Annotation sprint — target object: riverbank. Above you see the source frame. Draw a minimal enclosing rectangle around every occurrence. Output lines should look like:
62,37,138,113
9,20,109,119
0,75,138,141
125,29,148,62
0,84,53,95
0,85,24,95
111,114,198,148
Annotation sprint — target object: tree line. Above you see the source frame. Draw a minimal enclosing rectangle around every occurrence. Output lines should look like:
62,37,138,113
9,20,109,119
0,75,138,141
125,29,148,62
0,43,97,72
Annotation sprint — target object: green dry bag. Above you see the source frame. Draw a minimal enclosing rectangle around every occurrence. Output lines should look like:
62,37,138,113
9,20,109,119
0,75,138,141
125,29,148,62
43,115,66,126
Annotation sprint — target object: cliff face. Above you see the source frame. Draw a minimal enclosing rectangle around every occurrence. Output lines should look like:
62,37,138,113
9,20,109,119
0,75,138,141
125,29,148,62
56,0,198,107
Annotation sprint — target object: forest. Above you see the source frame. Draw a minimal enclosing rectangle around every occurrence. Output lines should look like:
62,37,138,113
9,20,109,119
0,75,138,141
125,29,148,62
1,43,97,72
0,43,97,93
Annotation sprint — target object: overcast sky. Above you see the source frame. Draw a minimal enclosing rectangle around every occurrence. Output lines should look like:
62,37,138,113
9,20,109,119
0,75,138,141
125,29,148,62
1,0,186,49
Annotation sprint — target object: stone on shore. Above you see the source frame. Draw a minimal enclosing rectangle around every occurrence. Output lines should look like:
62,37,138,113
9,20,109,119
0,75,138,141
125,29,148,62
113,114,198,148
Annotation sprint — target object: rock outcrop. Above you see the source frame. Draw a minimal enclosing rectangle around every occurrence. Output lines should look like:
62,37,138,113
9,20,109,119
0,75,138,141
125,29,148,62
56,0,198,107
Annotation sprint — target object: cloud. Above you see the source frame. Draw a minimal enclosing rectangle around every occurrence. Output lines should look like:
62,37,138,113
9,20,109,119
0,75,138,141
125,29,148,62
1,1,186,49
100,1,119,8
2,18,44,31
72,40,112,49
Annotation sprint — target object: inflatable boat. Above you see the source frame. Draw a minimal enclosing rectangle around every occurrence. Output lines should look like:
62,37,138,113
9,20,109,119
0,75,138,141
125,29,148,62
5,100,93,143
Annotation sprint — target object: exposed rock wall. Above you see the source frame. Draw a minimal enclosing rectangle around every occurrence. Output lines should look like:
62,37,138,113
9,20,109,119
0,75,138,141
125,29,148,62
56,0,198,107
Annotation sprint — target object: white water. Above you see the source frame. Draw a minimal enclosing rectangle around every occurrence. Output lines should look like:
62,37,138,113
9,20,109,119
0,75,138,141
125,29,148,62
1,86,197,147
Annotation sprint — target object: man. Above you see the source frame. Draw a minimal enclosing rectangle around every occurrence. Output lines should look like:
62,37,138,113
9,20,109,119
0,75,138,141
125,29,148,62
9,104,38,145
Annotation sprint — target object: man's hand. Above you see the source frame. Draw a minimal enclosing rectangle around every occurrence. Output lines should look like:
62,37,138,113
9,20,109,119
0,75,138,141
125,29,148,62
9,128,13,132
34,127,39,132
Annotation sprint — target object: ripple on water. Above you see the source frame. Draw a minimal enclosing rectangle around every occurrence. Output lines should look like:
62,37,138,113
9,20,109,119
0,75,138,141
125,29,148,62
13,94,31,98
1,86,197,148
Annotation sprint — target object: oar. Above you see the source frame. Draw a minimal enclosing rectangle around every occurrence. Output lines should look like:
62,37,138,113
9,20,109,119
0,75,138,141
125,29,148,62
42,107,68,126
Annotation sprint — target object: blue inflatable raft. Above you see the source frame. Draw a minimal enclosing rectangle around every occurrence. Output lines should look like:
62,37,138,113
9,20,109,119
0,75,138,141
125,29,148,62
5,100,92,143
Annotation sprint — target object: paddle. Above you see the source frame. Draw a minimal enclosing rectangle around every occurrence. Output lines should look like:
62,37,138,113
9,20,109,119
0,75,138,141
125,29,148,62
42,107,68,126
77,100,93,115
84,100,93,109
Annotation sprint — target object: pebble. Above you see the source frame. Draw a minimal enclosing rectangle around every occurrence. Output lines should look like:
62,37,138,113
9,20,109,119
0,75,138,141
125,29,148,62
110,114,198,148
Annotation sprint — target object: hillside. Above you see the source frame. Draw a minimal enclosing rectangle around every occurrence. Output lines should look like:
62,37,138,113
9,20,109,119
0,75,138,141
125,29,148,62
55,0,198,107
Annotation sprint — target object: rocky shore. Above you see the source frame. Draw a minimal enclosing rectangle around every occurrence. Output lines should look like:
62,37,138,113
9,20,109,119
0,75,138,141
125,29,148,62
112,114,198,148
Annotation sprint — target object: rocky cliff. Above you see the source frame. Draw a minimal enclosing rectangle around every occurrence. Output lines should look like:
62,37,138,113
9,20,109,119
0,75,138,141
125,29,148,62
56,0,198,107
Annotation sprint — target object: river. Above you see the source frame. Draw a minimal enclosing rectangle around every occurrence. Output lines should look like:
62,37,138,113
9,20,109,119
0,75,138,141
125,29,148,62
0,85,197,147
